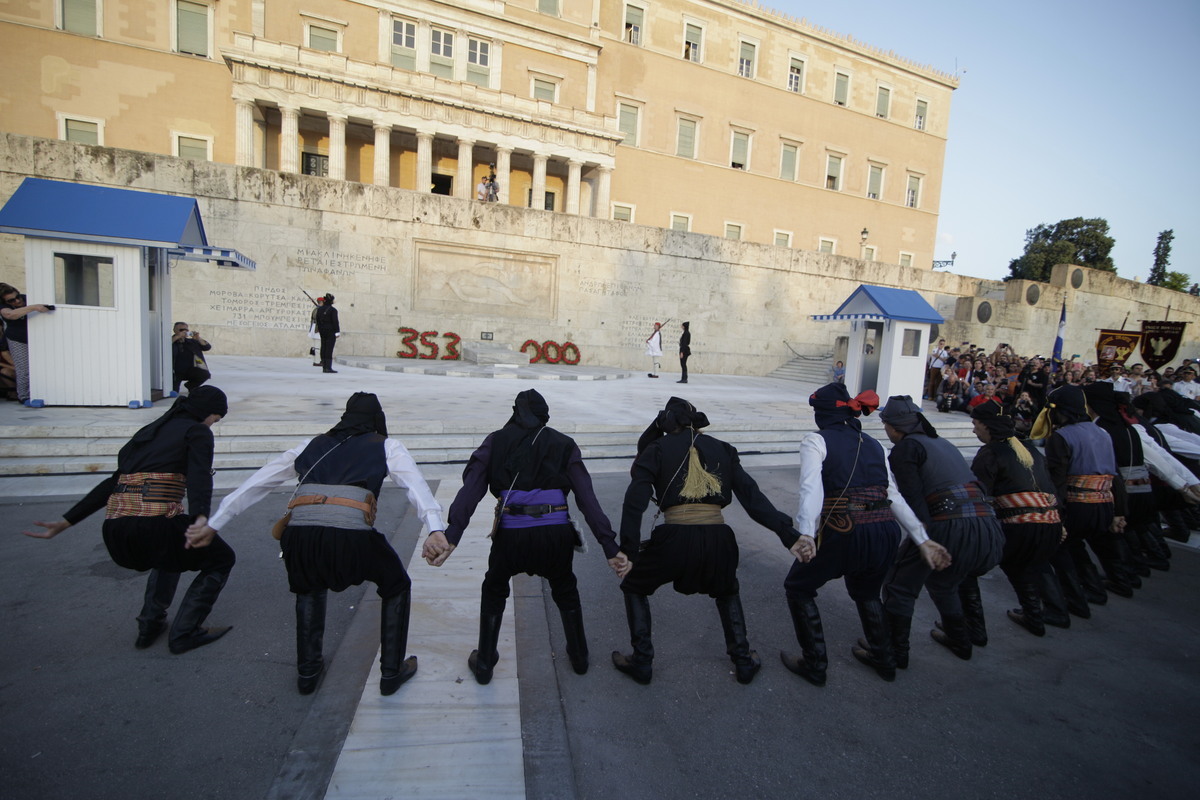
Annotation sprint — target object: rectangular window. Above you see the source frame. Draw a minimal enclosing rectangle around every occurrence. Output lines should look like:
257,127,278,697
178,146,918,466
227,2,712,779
302,152,329,177
676,118,697,158
725,223,742,240
176,0,208,57
876,86,890,118
176,135,209,160
902,329,921,357
834,71,849,106
533,78,557,102
683,23,702,62
625,5,643,45
863,245,877,262
779,143,797,181
738,41,756,78
906,175,921,208
825,155,842,190
612,204,634,222
818,238,835,254
774,230,792,247
618,103,639,146
787,58,804,93
899,252,914,268
670,214,691,232
731,131,749,170
54,253,115,307
62,0,97,36
915,99,928,131
308,25,339,52
867,164,883,199
392,19,417,70
64,118,99,145
467,38,490,86
430,28,454,79
538,0,559,15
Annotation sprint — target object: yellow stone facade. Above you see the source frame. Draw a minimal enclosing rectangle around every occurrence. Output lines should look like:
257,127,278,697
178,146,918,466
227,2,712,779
0,0,956,266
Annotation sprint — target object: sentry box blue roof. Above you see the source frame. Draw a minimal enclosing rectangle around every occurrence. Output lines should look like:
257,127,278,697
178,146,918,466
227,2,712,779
0,178,254,269
812,284,943,324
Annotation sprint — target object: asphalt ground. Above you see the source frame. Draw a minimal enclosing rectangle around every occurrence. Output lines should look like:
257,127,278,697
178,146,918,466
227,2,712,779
4,466,1200,799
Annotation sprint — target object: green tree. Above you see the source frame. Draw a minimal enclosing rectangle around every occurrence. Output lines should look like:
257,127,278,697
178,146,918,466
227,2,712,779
1006,217,1116,282
1146,229,1174,286
1161,271,1190,292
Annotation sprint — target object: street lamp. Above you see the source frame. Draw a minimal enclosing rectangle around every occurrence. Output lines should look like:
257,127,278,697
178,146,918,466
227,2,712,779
933,251,957,269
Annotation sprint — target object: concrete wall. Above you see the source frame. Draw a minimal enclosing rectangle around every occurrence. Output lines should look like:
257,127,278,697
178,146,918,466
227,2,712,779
1,133,1198,375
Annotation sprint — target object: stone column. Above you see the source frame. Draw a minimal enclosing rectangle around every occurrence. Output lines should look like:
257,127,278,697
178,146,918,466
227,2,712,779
234,99,256,168
456,138,475,199
495,146,512,205
328,113,347,181
373,122,391,186
280,105,299,173
595,165,612,218
566,159,582,215
531,152,548,210
416,131,434,192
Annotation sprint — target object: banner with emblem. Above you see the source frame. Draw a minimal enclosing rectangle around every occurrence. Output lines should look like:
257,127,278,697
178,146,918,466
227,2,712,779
1095,329,1141,371
1140,321,1188,371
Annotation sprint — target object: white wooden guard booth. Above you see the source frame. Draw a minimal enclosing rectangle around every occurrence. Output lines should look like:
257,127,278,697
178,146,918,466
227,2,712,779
812,284,943,402
0,178,254,407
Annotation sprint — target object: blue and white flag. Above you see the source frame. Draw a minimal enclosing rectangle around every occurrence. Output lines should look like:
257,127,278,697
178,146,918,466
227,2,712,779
1051,301,1066,372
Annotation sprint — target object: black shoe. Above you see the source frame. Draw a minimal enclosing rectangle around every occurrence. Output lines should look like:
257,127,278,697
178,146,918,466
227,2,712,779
779,650,826,686
612,651,652,685
168,626,232,655
135,620,166,650
323,368,338,373
1066,598,1092,619
1103,579,1133,598
735,651,761,685
468,649,499,685
380,656,418,695
648,373,659,378
676,380,687,384
298,665,325,696
1043,612,1071,629
930,617,972,660
851,644,897,682
1006,609,1046,637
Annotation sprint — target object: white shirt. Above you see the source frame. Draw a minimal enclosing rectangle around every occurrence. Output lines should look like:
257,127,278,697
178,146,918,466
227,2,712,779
645,330,663,357
1150,423,1200,460
207,437,445,533
795,431,929,545
1133,426,1197,491
1175,380,1200,400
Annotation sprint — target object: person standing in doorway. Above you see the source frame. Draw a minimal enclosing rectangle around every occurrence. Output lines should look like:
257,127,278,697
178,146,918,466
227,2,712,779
645,322,663,379
315,293,340,374
678,322,691,384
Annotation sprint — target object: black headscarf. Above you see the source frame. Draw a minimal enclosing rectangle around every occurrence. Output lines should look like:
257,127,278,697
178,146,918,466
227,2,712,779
1082,382,1124,427
636,396,710,453
879,395,938,437
809,383,879,431
970,399,1016,439
326,392,388,440
117,385,228,462
486,390,572,493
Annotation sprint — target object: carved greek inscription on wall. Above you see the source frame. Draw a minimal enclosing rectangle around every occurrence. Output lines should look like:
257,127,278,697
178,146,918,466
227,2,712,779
207,285,313,329
413,240,557,320
622,315,661,348
579,278,640,298
289,248,388,279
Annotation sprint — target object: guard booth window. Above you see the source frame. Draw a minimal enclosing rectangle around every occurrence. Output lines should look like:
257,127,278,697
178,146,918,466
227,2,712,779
55,252,115,307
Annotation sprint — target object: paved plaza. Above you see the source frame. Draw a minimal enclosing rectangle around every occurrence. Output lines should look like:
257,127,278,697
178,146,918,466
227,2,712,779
1,356,1198,799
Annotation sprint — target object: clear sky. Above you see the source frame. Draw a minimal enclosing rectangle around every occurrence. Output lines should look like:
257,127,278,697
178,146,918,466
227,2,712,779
763,0,1199,285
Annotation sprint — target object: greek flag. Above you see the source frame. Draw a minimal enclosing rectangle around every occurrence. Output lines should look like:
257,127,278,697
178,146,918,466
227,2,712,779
1051,301,1066,372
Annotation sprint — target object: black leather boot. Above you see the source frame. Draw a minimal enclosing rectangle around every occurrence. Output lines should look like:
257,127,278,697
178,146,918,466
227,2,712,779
295,591,327,695
715,595,761,684
850,599,896,682
612,593,653,685
958,577,988,647
136,569,180,649
1136,522,1171,570
168,569,232,654
779,595,826,687
884,610,912,669
468,612,503,685
1161,509,1192,543
1006,578,1046,637
380,590,418,695
557,603,589,675
1054,547,1093,618
1073,548,1110,605
1038,565,1072,629
930,615,972,660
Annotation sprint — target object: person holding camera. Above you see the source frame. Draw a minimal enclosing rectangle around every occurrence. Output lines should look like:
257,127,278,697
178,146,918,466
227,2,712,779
172,321,212,393
0,282,55,404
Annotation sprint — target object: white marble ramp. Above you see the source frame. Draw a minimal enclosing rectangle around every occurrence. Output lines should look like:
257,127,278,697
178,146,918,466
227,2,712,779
323,481,526,800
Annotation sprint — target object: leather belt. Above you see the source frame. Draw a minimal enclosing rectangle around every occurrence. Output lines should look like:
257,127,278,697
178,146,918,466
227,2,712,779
288,493,377,526
502,503,568,517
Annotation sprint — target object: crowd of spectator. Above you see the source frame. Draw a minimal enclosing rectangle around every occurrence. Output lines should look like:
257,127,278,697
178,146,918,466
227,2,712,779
925,338,1200,438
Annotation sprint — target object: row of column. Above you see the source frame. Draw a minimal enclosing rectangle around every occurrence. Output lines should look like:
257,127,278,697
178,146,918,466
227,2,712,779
234,100,613,216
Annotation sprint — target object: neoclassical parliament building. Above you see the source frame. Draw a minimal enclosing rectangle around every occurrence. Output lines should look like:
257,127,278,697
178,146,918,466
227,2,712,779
1,0,958,269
